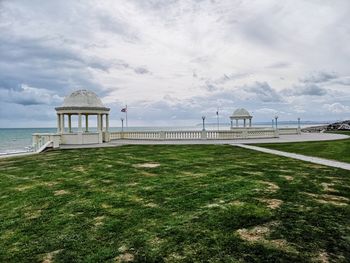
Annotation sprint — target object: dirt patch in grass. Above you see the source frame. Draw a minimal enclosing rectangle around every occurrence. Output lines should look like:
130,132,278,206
144,202,159,208
42,249,62,263
101,179,113,184
237,222,276,242
15,185,34,191
282,175,294,181
133,163,160,168
204,199,226,209
140,171,157,177
72,165,88,173
25,210,42,219
244,171,264,176
116,246,134,262
54,190,70,196
303,192,349,206
237,221,296,252
320,182,336,192
41,181,58,187
228,200,245,206
313,250,329,263
205,200,246,209
182,171,205,178
93,216,105,227
257,198,283,209
101,203,112,209
115,252,134,262
259,181,280,193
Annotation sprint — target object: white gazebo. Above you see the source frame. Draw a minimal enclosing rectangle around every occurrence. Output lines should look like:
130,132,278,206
55,89,110,144
230,108,252,129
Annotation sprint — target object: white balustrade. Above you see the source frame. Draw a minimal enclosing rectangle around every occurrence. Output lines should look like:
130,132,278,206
109,128,279,141
32,133,61,152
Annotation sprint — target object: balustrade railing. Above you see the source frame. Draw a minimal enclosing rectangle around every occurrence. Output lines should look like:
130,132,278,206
32,133,61,152
109,128,279,141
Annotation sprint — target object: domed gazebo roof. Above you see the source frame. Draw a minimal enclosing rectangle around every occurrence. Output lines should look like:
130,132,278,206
231,108,252,118
55,89,110,113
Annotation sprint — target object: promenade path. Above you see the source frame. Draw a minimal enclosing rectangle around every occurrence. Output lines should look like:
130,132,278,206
233,144,350,171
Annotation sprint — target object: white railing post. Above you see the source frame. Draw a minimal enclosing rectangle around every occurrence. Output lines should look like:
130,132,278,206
243,129,248,138
160,131,165,140
201,130,207,140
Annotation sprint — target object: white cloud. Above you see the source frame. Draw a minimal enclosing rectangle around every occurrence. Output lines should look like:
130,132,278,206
323,103,350,114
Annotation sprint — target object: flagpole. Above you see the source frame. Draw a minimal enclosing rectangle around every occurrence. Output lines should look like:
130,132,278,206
217,108,219,131
125,104,128,128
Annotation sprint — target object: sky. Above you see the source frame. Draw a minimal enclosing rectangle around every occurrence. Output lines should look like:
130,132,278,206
0,0,350,128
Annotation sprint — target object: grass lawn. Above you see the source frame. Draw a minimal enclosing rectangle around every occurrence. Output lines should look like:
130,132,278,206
325,130,350,136
0,145,349,262
254,138,350,163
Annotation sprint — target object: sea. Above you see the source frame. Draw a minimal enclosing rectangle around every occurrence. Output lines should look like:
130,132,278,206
0,122,327,155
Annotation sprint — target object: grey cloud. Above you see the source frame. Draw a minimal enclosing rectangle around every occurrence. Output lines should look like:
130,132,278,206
213,73,249,85
203,81,219,92
134,67,151,75
300,72,338,83
284,83,327,96
332,76,350,86
266,62,290,69
0,85,63,106
243,82,283,102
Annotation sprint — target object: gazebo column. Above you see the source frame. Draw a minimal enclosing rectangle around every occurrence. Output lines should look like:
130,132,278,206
60,114,65,133
243,119,246,128
97,114,103,143
101,114,104,131
249,118,252,127
85,114,89,132
230,120,233,129
68,114,72,133
78,113,82,133
106,114,109,132
97,114,101,132
57,114,60,133
236,119,238,127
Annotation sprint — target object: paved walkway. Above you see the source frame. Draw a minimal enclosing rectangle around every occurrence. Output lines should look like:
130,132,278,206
233,144,350,171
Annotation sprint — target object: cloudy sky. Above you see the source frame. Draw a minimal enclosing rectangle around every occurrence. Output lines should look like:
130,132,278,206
1,0,350,128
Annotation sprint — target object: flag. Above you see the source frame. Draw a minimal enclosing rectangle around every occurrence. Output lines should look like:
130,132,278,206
121,107,127,113
216,110,219,116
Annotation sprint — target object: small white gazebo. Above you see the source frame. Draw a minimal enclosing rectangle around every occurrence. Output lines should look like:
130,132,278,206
230,108,252,129
55,90,110,144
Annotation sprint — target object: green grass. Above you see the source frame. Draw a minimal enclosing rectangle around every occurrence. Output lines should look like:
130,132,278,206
255,138,350,163
0,145,349,262
325,130,350,136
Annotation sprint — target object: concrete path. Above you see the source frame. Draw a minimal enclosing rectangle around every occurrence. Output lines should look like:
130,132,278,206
233,144,350,171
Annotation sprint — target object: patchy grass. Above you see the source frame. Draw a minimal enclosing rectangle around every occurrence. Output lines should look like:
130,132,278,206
255,138,350,163
0,145,349,262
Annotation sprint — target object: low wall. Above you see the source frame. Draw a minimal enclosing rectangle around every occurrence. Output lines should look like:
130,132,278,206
61,133,100,144
109,128,279,141
32,133,61,152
